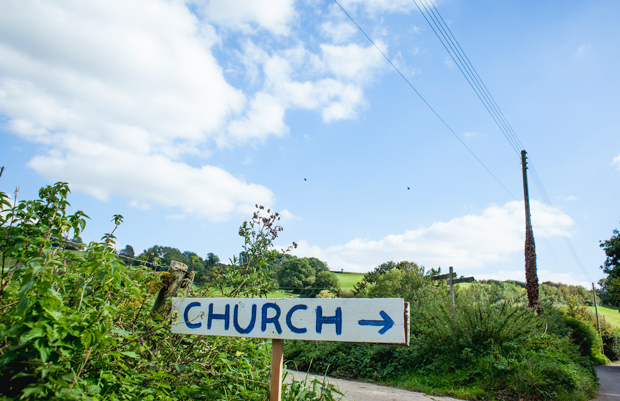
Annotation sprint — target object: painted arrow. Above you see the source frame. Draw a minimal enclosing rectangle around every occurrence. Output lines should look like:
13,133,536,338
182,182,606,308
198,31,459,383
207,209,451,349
358,310,394,334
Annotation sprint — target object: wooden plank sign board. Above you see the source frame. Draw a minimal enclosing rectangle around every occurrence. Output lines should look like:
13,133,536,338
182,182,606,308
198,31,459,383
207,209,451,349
172,297,410,346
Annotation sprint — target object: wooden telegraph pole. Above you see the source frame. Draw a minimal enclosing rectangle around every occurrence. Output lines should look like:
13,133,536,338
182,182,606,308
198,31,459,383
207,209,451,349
521,150,540,313
592,283,604,353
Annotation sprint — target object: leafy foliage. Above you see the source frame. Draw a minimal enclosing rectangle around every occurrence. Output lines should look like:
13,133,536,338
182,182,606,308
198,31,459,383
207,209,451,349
0,183,334,400
275,257,337,297
599,227,620,306
352,260,424,295
286,259,600,401
129,245,218,286
310,271,340,298
277,258,316,292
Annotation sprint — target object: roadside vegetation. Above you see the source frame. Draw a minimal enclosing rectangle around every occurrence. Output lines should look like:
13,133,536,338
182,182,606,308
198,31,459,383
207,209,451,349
3,180,618,400
285,262,618,401
0,182,340,400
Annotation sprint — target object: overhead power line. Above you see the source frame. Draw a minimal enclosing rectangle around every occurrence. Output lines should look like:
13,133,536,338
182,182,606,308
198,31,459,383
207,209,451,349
332,0,517,201
412,0,525,155
411,0,592,281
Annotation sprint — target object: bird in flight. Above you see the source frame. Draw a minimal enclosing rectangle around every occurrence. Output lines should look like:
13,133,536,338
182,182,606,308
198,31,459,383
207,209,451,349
407,187,410,190
304,178,307,181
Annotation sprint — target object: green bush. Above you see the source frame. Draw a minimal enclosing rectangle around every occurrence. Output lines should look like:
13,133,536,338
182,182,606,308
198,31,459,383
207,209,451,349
561,316,609,364
0,182,336,400
602,330,620,361
285,295,599,401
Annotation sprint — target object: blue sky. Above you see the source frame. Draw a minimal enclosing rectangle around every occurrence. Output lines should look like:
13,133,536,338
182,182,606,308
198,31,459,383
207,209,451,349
1,0,619,287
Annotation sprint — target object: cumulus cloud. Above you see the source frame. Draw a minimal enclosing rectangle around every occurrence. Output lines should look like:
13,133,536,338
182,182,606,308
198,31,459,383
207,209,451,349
28,138,274,221
321,21,358,43
278,209,300,222
338,0,417,14
292,200,574,273
194,0,296,35
613,154,620,170
224,40,385,144
0,0,388,220
576,44,591,59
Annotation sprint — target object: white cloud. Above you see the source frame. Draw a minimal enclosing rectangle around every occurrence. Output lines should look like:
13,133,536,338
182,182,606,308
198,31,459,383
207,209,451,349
321,21,357,43
0,1,243,153
463,131,477,138
613,154,620,170
292,200,574,273
576,44,591,59
28,138,274,221
165,214,187,221
319,42,386,82
338,0,416,14
194,0,296,35
0,1,389,220
223,40,384,144
278,209,300,222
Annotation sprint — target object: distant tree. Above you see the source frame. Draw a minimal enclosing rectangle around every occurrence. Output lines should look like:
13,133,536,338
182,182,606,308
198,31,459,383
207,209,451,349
305,257,329,273
309,270,340,297
356,265,444,310
137,245,195,271
277,258,315,292
269,253,296,274
65,236,85,251
353,261,423,295
599,227,620,306
119,244,135,258
118,244,135,264
206,252,220,266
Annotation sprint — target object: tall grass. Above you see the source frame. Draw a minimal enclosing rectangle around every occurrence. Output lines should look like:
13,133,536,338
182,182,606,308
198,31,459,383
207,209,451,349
285,298,599,401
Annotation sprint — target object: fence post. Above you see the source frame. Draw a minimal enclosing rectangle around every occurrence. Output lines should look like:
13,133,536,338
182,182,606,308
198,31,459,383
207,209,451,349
152,260,188,316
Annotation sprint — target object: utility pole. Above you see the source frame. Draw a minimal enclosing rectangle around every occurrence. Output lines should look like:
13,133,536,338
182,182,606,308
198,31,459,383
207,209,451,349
449,266,455,316
521,150,540,313
592,283,604,354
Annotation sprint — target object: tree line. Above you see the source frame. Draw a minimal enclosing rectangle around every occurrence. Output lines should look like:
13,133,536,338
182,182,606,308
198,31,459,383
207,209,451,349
116,245,342,297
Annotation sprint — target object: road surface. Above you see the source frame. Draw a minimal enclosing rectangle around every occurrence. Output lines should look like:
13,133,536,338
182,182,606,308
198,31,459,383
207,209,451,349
288,365,620,400
285,370,464,401
596,365,620,400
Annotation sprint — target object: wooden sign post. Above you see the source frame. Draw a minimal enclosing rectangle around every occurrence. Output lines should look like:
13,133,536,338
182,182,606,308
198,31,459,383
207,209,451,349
171,297,410,400
270,339,284,401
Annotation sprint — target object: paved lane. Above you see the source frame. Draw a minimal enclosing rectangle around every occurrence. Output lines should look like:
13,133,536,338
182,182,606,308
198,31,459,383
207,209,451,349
285,370,464,401
596,365,620,401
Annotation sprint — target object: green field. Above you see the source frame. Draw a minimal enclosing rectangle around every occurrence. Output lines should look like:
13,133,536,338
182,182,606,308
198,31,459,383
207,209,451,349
333,272,364,291
586,304,620,328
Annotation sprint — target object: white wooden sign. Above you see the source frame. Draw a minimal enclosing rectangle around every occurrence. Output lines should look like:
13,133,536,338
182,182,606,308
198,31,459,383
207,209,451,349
172,297,410,345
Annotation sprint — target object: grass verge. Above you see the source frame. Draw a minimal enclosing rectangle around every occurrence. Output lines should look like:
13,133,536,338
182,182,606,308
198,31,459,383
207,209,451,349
586,304,620,328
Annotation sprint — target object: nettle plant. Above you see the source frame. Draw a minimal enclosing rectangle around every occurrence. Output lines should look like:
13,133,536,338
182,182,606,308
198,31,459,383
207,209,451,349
0,182,333,401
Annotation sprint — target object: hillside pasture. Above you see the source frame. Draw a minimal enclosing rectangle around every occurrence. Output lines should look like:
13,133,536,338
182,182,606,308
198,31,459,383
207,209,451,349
586,304,620,328
333,272,364,291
